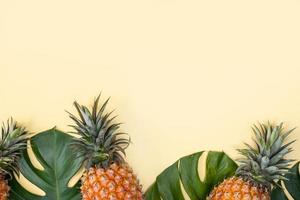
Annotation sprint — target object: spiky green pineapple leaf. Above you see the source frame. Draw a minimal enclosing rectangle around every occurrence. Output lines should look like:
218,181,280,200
0,118,28,178
9,128,83,200
236,122,295,190
67,95,130,169
144,151,238,200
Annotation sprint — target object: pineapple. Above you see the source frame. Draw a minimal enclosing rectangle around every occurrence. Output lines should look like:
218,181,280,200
68,95,143,200
0,118,28,200
208,122,295,200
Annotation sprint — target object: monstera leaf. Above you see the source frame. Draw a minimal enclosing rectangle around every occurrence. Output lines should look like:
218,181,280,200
284,162,300,200
144,151,238,200
271,186,288,200
270,162,300,200
9,128,83,200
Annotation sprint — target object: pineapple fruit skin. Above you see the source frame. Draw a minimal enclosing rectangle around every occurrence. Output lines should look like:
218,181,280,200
0,178,9,200
81,164,143,200
0,119,28,200
68,95,144,200
207,123,295,200
207,177,270,200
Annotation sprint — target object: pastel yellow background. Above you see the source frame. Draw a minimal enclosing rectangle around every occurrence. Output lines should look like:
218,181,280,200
0,0,300,196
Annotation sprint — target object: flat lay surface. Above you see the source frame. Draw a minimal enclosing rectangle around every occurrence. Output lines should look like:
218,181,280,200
0,1,300,197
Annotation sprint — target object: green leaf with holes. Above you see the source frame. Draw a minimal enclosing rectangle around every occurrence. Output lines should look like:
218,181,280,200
270,162,300,199
144,151,238,200
284,162,300,200
271,186,288,200
9,128,83,200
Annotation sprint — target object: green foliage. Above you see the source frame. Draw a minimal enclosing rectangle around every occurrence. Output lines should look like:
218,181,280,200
144,151,238,200
271,187,288,200
236,122,295,189
9,129,83,200
0,118,28,178
145,151,299,200
284,162,300,200
4,126,298,200
270,162,300,199
67,95,130,169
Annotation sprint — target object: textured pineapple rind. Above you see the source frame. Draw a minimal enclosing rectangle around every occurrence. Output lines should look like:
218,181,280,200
208,122,294,200
81,164,143,200
0,119,28,200
68,95,144,199
207,176,270,200
0,177,10,200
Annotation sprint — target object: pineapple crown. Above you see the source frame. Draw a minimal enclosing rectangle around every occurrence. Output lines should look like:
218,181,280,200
0,118,28,179
67,94,130,169
236,122,296,190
